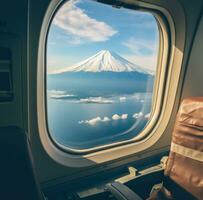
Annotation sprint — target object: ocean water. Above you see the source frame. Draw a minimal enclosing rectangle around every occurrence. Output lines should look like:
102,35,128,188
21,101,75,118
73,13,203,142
46,72,154,150
47,91,152,150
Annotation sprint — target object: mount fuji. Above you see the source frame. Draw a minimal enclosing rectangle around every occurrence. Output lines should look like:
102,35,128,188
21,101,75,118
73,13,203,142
48,50,154,96
49,50,152,75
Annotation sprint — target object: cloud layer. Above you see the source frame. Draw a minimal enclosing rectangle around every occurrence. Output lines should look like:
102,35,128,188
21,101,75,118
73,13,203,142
79,113,128,125
53,0,117,43
123,37,159,71
123,37,157,55
48,90,76,99
79,97,114,104
78,112,150,126
132,112,144,119
112,114,128,120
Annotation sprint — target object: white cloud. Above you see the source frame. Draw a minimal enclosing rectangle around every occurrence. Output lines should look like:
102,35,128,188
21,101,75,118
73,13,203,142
79,117,101,125
47,55,74,72
112,114,128,120
48,90,76,99
53,0,117,43
79,113,128,125
48,90,66,95
79,97,114,104
124,54,157,72
123,37,159,71
144,113,150,119
123,38,157,55
119,96,126,102
121,114,128,119
132,112,150,119
79,116,111,125
78,112,150,126
86,117,102,125
112,114,121,120
103,117,111,122
132,112,143,119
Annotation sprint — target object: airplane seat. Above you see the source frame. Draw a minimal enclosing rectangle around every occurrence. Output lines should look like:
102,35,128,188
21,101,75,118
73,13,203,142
107,97,203,200
0,126,43,200
163,97,203,199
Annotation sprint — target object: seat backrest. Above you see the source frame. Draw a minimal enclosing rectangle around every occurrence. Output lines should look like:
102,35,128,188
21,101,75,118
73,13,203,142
0,126,42,200
164,97,203,199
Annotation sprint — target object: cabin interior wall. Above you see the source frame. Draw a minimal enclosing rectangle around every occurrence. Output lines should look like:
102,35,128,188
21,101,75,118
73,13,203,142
181,2,203,98
0,0,28,128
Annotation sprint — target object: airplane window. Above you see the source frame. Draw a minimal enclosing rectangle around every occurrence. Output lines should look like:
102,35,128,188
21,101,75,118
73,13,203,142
46,0,159,150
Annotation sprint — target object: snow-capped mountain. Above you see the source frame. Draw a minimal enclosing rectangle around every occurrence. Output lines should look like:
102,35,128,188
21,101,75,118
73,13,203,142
50,50,152,74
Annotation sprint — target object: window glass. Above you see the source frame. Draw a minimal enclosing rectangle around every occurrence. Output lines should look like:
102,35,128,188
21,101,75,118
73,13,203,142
46,0,159,150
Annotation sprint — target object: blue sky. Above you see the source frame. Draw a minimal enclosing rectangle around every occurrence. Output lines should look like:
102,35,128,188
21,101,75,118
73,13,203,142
47,0,159,72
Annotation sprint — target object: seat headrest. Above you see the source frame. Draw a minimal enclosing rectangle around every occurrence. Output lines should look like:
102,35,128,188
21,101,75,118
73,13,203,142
178,97,203,129
165,97,203,199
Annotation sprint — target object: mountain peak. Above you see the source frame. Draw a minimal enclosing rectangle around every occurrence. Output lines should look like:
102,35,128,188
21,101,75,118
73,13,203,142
100,50,111,53
50,50,152,74
99,50,115,54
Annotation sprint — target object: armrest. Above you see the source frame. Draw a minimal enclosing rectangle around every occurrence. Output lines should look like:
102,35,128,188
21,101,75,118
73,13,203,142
106,182,143,200
126,169,164,199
